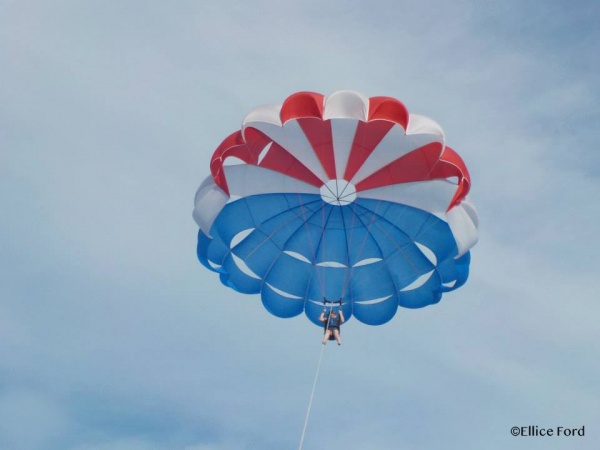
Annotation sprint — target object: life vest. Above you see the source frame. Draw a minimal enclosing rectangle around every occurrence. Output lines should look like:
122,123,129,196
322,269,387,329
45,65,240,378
326,314,341,328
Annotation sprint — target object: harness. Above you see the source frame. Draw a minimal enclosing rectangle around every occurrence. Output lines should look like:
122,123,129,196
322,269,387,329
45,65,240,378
326,313,341,328
322,297,343,338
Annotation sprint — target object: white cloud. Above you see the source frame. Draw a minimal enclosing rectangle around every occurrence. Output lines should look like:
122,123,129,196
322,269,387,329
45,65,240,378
0,389,71,450
1,0,598,449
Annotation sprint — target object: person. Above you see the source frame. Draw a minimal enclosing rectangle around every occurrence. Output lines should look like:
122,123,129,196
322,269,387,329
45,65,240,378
319,308,345,345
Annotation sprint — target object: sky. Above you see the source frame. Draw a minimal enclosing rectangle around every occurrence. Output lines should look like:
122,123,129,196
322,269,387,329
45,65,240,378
1,0,599,449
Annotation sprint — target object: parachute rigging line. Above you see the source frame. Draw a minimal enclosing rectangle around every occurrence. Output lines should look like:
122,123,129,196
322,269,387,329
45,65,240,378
297,343,326,450
295,191,325,298
297,309,335,450
243,198,322,261
339,198,385,301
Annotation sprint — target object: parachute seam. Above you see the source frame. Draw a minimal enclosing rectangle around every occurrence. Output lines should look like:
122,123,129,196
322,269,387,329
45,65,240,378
292,193,322,318
314,204,336,298
353,201,428,274
347,214,399,324
352,201,447,306
237,197,323,261
338,199,385,302
350,203,402,297
339,202,360,307
244,192,332,319
294,192,327,307
217,195,323,300
256,196,329,298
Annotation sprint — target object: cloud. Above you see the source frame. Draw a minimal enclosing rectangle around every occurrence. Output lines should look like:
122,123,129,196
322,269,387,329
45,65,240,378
1,0,598,449
0,388,71,450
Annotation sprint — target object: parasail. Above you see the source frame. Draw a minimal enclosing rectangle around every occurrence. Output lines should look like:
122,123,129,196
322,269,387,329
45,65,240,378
193,90,478,326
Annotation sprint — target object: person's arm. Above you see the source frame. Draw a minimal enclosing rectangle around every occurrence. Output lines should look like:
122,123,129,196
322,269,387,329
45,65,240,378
339,309,345,324
319,309,326,322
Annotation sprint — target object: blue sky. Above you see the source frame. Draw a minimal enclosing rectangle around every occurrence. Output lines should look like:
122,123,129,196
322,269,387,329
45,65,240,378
1,1,599,449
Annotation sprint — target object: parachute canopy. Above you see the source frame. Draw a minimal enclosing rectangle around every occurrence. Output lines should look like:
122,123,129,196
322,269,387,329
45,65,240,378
193,91,478,326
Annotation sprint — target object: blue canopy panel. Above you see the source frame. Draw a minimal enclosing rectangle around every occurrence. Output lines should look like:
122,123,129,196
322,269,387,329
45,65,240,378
441,251,471,292
196,193,471,326
197,230,212,270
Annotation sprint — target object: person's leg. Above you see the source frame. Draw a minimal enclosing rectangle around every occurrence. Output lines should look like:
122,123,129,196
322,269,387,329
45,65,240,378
322,329,332,344
333,329,341,345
